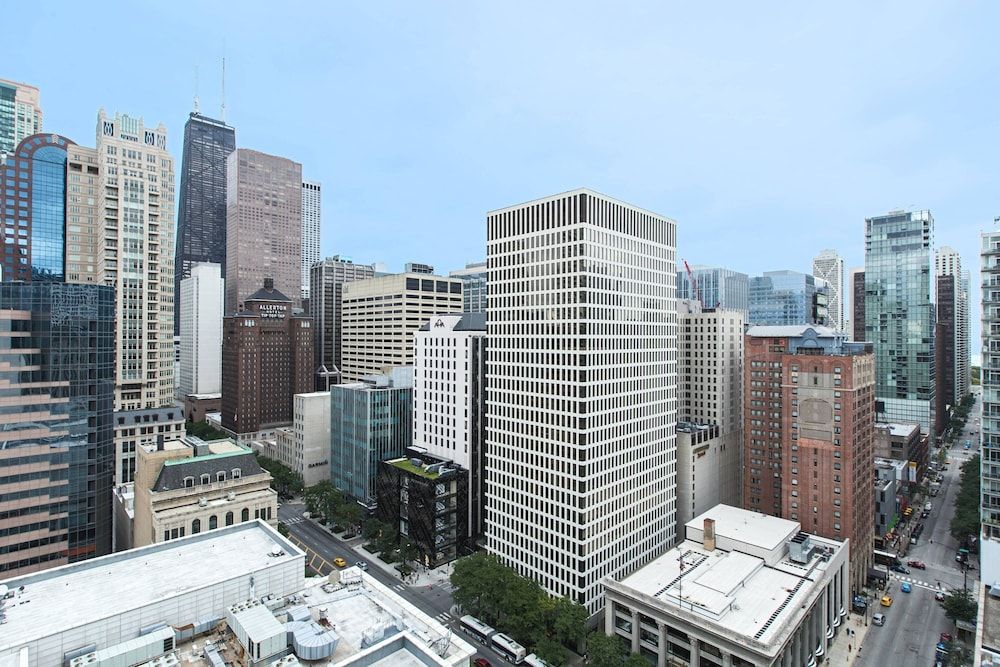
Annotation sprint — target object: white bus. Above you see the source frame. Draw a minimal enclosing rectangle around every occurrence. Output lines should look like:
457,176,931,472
490,633,527,664
458,615,496,645
523,654,554,667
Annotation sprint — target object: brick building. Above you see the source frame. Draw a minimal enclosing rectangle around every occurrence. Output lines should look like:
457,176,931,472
743,325,875,594
222,279,313,437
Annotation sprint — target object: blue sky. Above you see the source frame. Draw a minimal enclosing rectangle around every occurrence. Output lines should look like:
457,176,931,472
6,1,997,345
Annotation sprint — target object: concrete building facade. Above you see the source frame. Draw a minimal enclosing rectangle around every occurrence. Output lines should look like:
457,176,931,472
813,249,845,332
340,273,463,382
274,391,331,487
308,256,376,386
485,189,677,614
603,505,850,667
980,230,1000,587
300,180,321,300
225,149,302,313
743,325,875,593
864,210,935,431
222,280,314,436
449,261,487,313
113,406,185,485
0,78,42,156
179,262,224,397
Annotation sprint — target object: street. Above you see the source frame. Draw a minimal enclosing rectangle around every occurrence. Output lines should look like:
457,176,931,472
858,391,980,666
277,503,513,666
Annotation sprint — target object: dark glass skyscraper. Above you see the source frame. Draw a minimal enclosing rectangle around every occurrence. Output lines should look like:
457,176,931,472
0,133,75,282
174,112,235,332
0,282,115,576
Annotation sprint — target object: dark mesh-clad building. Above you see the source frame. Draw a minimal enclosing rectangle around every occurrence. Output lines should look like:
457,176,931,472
174,112,235,333
0,282,115,576
222,279,314,435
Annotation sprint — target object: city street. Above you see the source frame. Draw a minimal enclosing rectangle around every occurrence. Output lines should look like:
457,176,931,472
858,396,980,666
276,503,512,666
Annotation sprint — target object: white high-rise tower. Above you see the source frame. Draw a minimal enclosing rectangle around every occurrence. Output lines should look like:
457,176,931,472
812,249,845,332
485,188,677,613
301,180,321,300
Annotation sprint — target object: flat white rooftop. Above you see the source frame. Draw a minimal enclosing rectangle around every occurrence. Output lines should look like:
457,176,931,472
0,521,302,654
686,504,799,553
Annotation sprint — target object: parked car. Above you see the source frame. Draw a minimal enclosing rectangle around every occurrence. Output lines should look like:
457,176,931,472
333,557,347,568
907,560,926,569
940,632,953,642
873,613,886,626
355,561,369,571
901,582,912,593
880,595,893,607
935,591,946,601
473,658,492,667
890,564,910,575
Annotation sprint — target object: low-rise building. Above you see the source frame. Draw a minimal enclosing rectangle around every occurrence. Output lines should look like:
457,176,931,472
874,461,901,545
603,504,849,667
112,483,135,552
132,436,277,548
0,521,475,667
183,393,222,424
873,422,927,488
976,584,1000,667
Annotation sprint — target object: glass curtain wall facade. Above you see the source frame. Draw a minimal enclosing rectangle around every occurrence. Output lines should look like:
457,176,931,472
980,231,1000,587
449,262,488,313
329,379,412,505
676,265,749,315
174,113,235,333
0,134,75,282
748,270,820,326
0,283,115,576
0,79,42,157
864,210,935,431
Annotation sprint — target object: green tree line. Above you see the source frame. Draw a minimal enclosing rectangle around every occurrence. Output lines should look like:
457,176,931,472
950,454,981,546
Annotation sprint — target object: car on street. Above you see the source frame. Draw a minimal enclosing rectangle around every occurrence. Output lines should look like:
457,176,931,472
901,582,912,593
473,658,492,667
907,560,926,569
880,595,893,607
333,557,347,568
355,561,369,571
890,564,910,574
935,591,946,601
940,632,953,642
872,613,886,626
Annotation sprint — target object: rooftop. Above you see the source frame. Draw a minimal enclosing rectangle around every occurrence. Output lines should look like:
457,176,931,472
746,324,840,338
0,521,301,655
418,312,486,332
685,504,799,554
388,457,441,480
980,586,1000,659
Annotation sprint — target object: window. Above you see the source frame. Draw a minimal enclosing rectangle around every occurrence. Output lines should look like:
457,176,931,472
184,477,194,488
226,511,234,526
217,471,226,482
192,518,201,534
201,474,210,485
209,515,218,530
232,468,241,479
242,508,250,522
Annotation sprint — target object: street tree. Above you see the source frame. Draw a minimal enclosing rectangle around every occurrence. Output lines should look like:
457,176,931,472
623,655,647,667
549,596,588,648
939,588,977,625
586,632,625,667
533,636,567,667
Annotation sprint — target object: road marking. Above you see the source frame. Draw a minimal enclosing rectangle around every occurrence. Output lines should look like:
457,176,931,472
284,516,304,525
436,613,452,624
393,584,406,592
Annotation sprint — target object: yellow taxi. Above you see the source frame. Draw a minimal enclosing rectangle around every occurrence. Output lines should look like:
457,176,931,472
880,595,893,607
333,557,347,568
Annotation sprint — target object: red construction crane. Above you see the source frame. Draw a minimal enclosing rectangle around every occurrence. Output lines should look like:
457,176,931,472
683,259,703,308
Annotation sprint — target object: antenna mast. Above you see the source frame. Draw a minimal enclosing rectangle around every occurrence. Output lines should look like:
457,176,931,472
220,57,226,122
194,65,200,113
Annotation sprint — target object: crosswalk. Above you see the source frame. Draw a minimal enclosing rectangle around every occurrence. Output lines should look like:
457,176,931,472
284,516,305,525
392,584,406,592
891,574,938,591
435,612,453,625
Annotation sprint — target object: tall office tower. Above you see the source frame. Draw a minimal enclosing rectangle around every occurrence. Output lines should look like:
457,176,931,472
330,367,413,505
864,210,935,431
936,246,970,403
748,270,827,326
405,262,434,274
980,230,1000,587
179,262,224,397
340,272,463,382
850,268,865,341
743,325,875,593
0,78,42,156
173,112,235,334
96,111,176,410
0,282,115,576
449,261,487,313
222,279,314,437
309,255,376,388
485,189,677,613
300,180,321,301
813,249,845,332
676,300,744,529
225,149,302,314
65,144,101,284
936,274,957,417
675,264,749,315
0,133,77,282
412,312,487,539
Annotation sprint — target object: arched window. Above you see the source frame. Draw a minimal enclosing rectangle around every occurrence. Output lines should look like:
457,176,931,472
184,477,194,488
209,515,218,530
232,468,241,479
201,474,210,485
192,518,201,534
241,508,250,522
226,511,234,526
217,471,226,482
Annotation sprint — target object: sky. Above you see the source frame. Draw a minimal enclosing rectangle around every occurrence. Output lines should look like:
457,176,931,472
5,1,997,349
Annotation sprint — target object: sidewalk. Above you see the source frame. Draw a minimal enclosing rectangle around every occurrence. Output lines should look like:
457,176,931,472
352,543,456,589
824,611,873,665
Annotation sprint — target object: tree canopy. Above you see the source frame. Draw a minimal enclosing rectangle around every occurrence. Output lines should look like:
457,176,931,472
950,454,981,545
939,587,977,625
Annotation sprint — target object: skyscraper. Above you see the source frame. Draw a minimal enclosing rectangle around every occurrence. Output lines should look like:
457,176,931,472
849,268,865,342
173,112,235,334
300,180,321,301
308,256,376,387
65,144,101,284
935,246,970,404
743,325,875,593
0,282,115,576
96,110,176,410
676,264,749,315
813,249,845,332
980,230,1000,587
179,262,224,397
0,78,42,156
449,261,487,313
864,210,935,431
225,149,302,314
748,270,826,326
485,189,677,613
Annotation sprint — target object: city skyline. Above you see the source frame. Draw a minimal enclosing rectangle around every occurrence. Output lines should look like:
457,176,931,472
2,2,992,343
